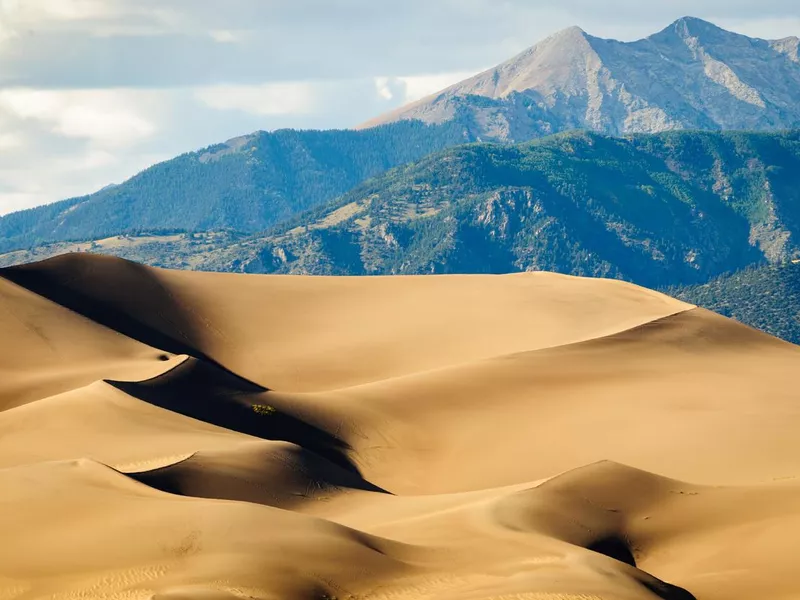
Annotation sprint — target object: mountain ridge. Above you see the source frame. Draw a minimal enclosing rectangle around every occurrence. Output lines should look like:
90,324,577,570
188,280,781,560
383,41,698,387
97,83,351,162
362,17,800,139
1,17,798,256
6,129,799,289
0,120,470,254
235,129,800,287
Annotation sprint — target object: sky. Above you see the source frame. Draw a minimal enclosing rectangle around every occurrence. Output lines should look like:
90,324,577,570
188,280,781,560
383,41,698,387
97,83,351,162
0,0,798,214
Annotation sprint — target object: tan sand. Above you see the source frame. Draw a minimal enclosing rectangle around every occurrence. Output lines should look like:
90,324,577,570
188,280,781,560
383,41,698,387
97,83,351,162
1,254,799,600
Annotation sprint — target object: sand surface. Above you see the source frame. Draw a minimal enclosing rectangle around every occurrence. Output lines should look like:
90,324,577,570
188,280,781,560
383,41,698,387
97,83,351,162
2,254,800,600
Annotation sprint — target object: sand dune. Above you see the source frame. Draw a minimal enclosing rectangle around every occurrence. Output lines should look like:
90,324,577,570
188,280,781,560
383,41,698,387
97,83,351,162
0,275,174,411
1,253,690,391
2,255,799,600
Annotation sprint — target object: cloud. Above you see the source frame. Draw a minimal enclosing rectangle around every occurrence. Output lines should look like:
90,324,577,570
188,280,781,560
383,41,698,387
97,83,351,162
0,0,177,29
0,0,116,22
374,71,483,103
0,80,404,214
1,1,797,90
0,86,173,214
194,77,426,125
0,1,798,215
0,131,23,149
403,72,484,103
195,82,317,116
0,88,157,145
374,77,395,101
209,29,240,43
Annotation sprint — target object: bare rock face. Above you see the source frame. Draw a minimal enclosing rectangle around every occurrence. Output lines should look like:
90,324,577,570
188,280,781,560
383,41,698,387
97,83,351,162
771,36,800,63
361,17,800,141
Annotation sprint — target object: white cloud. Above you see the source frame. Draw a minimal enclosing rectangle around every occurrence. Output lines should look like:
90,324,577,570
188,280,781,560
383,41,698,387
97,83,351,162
0,86,175,214
0,131,23,149
0,147,170,214
0,19,16,44
56,104,155,144
374,71,481,104
195,82,317,116
56,149,118,171
0,0,116,23
209,29,240,43
374,77,395,101
0,88,157,145
0,192,47,214
400,71,482,103
0,0,182,39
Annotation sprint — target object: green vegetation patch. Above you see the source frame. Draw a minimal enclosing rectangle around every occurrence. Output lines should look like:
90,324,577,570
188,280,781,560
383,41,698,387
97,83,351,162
251,404,278,416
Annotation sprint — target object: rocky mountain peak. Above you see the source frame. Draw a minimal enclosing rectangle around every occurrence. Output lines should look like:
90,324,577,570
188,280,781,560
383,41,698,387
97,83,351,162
671,16,722,34
362,17,800,139
649,16,736,48
547,25,589,42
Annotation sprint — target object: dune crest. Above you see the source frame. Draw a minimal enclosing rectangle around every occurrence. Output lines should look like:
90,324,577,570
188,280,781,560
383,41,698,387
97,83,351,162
2,255,799,600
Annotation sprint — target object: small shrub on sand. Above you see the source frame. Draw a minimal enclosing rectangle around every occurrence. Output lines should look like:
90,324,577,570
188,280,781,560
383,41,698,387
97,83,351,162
251,404,277,416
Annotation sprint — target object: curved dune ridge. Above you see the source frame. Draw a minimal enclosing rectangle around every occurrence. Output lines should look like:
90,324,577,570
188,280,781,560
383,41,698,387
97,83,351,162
2,255,800,600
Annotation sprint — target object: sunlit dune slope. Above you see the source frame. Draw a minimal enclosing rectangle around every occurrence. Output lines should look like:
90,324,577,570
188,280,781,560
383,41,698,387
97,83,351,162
1,253,690,391
2,254,799,600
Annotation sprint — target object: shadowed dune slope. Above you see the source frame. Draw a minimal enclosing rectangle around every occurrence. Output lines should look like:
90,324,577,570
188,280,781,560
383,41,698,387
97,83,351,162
2,254,800,600
1,253,690,391
0,275,176,411
309,308,800,492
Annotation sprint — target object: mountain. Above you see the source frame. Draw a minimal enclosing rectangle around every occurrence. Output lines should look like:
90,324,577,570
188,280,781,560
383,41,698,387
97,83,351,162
0,120,469,254
362,17,800,140
1,17,797,257
8,129,799,291
186,129,800,289
671,261,800,344
6,129,800,346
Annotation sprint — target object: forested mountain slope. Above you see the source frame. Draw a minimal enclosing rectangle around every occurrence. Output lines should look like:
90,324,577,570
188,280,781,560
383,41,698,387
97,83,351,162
3,18,799,259
5,130,800,290
5,129,800,344
672,261,800,344
0,121,470,254
197,130,800,289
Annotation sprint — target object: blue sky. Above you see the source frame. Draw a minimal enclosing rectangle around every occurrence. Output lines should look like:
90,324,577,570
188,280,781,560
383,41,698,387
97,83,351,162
0,0,798,213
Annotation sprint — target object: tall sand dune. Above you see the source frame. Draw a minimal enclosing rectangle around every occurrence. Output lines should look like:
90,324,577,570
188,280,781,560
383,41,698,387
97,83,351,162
2,254,799,600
